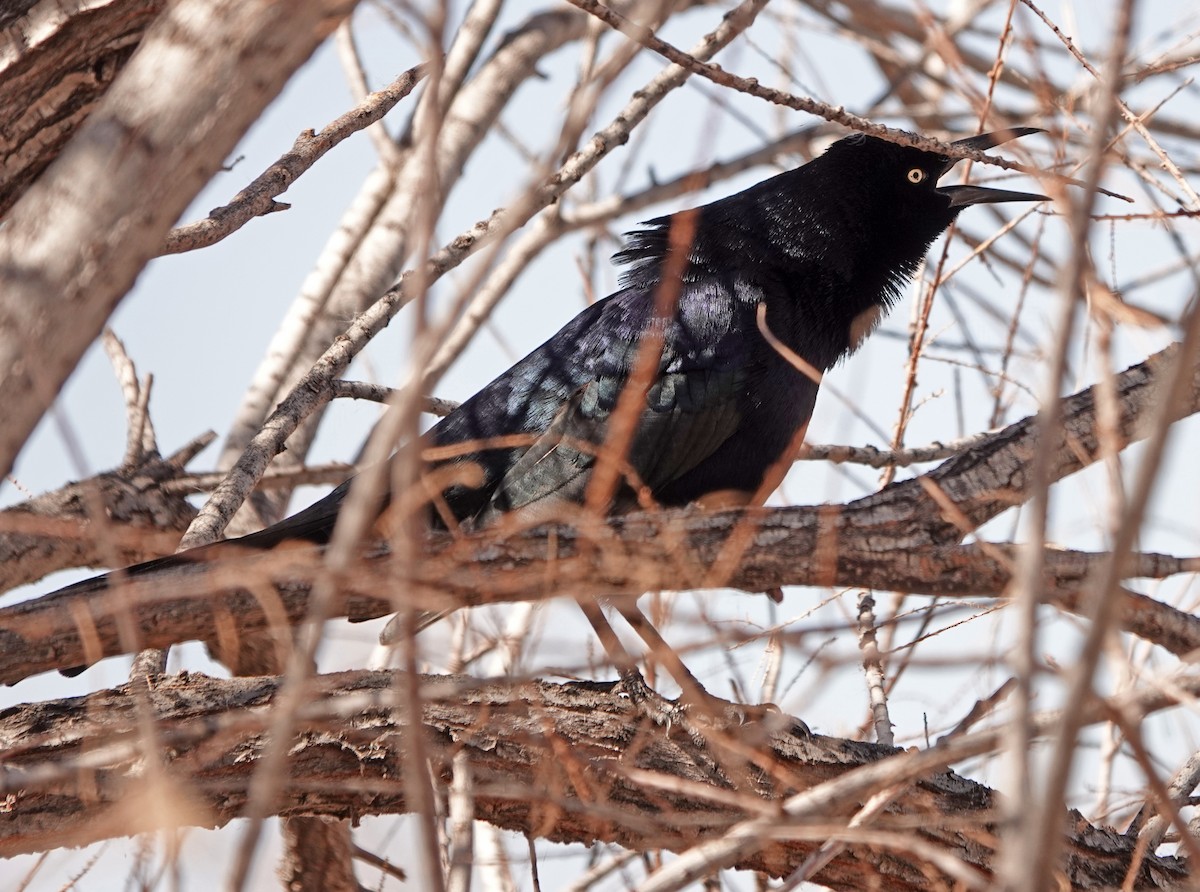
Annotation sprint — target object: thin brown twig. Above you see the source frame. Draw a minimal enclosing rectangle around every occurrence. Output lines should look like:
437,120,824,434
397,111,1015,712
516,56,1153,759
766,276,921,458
1018,0,1200,207
564,0,1132,200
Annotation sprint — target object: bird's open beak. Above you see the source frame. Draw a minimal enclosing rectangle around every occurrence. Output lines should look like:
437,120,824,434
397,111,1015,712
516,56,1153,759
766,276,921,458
940,183,1048,207
951,127,1043,153
937,127,1048,207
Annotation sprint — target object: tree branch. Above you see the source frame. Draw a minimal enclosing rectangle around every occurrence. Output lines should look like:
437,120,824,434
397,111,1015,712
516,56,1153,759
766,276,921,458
161,60,428,255
0,447,208,591
4,343,1200,685
0,0,356,483
0,0,166,217
0,670,1188,889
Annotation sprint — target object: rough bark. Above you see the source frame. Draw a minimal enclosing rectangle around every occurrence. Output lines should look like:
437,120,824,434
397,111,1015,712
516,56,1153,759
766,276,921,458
3,344,1198,686
279,816,360,892
0,0,166,217
0,0,356,483
0,671,1188,890
0,453,199,591
3,525,1198,689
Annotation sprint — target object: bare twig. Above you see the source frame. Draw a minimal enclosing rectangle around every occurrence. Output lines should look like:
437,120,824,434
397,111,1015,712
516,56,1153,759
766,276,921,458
162,62,428,254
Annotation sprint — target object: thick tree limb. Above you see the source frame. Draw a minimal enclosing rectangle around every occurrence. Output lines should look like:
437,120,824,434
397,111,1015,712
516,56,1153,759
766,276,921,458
0,0,356,483
0,671,1188,889
0,0,166,217
3,344,1200,685
0,470,193,592
0,443,213,592
855,342,1194,546
0,530,1197,687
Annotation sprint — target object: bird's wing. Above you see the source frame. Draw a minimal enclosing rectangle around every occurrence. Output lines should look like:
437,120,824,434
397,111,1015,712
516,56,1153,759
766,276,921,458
477,302,750,520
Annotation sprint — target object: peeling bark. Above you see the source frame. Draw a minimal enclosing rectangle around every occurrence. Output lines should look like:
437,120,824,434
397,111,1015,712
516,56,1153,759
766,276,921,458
0,0,166,217
0,454,200,591
0,671,1187,890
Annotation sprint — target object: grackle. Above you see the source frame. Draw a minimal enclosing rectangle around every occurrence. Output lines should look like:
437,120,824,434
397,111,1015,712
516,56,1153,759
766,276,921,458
40,128,1045,678
262,128,1046,544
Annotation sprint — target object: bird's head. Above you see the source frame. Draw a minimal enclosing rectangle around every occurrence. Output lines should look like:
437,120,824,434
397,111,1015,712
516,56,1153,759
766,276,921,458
830,127,1046,219
819,127,1046,269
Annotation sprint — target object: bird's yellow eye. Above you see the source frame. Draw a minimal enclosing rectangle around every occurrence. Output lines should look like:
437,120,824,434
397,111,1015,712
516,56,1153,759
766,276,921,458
907,168,926,184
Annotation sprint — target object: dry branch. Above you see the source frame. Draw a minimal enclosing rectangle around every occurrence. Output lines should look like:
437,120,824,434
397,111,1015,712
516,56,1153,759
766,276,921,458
3,342,1200,685
4,0,1198,888
0,461,197,592
2,521,1197,688
0,670,1189,890
162,60,429,255
0,0,166,217
0,0,356,484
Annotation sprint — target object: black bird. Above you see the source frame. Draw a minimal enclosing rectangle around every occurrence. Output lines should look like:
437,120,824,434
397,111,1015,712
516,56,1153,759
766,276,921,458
263,127,1046,538
38,128,1045,676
